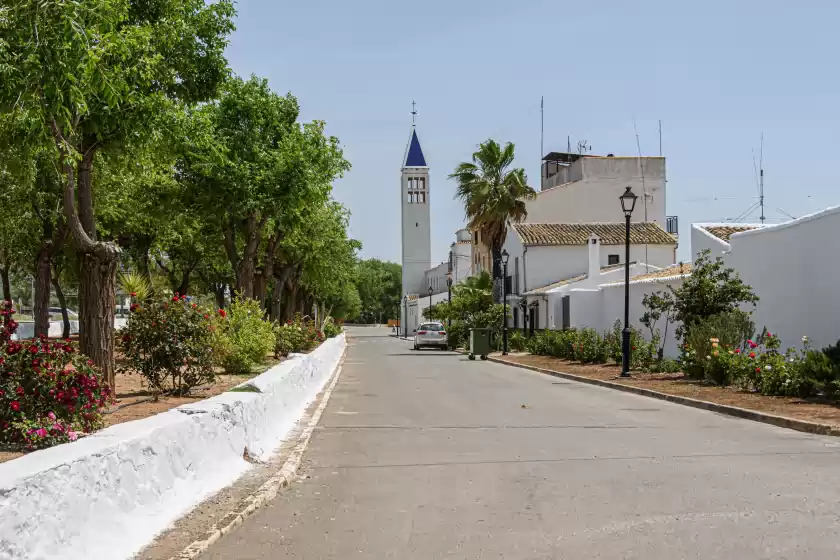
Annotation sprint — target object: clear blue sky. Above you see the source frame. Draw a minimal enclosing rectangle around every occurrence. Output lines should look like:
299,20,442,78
226,0,840,264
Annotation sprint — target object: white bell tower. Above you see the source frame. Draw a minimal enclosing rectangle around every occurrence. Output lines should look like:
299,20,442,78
400,104,431,333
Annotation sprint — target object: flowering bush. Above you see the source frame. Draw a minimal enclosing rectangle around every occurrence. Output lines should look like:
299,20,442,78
275,315,324,357
218,298,276,373
0,301,111,449
119,293,216,395
523,323,657,371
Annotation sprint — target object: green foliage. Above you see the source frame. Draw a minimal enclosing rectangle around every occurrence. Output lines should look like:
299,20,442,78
322,317,342,339
274,315,324,357
449,140,537,268
218,298,276,373
682,311,755,381
640,290,675,359
352,259,402,323
119,273,152,301
671,250,759,341
119,294,216,395
509,331,526,352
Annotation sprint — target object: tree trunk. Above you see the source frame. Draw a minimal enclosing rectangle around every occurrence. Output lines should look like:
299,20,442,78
175,266,191,296
0,260,10,303
213,284,226,310
269,279,282,322
51,268,71,339
53,132,121,387
78,252,118,386
34,246,52,338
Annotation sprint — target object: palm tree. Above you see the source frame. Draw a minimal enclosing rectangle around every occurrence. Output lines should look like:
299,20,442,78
449,140,536,296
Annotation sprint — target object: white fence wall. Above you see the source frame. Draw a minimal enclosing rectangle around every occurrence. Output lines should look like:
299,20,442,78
728,206,840,352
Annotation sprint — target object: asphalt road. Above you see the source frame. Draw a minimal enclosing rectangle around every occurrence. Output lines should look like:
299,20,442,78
201,327,840,559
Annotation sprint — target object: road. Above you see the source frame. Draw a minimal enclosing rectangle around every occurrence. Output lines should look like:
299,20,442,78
201,327,840,559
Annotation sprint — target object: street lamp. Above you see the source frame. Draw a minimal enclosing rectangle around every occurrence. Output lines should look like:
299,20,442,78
428,286,433,321
619,186,638,377
501,249,510,355
403,295,408,339
446,275,453,328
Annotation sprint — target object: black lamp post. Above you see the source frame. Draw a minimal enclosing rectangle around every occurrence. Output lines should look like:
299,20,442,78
446,276,453,328
501,249,510,355
619,186,638,377
403,294,408,339
428,286,433,321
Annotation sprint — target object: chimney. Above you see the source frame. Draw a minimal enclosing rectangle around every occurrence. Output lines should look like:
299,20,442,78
588,234,601,283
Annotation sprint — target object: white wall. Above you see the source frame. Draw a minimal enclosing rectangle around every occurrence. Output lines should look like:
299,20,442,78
532,157,667,227
727,206,840,352
690,224,735,260
0,334,346,560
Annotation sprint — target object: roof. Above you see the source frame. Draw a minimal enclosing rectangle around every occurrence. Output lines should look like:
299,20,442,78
701,225,762,242
522,262,629,295
542,152,585,164
602,262,692,285
512,222,677,246
404,129,427,167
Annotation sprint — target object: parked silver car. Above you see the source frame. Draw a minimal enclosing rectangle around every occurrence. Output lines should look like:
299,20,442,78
413,322,448,350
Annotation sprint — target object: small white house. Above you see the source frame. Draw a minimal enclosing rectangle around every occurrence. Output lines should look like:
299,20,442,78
501,222,678,330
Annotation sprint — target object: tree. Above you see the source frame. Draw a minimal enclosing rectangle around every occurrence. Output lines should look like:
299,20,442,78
450,140,536,298
0,0,235,384
353,259,402,324
670,250,759,341
640,290,675,360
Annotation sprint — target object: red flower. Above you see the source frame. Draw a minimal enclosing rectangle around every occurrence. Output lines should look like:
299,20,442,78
218,309,227,318
755,367,761,373
28,345,38,354
748,340,758,349
172,296,179,302
130,292,137,297
734,348,741,354
10,401,20,411
203,314,209,320
749,352,756,359
15,386,24,395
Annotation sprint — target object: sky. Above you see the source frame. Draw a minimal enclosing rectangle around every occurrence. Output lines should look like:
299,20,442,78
225,0,840,264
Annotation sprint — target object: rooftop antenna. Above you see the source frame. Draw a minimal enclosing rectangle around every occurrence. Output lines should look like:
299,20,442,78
567,135,571,153
633,118,650,271
411,100,417,126
759,133,765,224
540,96,544,160
658,120,662,157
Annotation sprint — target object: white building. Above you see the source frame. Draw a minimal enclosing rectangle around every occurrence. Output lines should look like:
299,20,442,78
501,222,678,330
534,153,673,231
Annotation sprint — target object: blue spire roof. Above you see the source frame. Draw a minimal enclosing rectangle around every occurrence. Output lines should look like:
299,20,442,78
404,129,427,167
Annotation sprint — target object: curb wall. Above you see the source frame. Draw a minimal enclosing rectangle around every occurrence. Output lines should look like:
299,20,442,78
0,333,346,560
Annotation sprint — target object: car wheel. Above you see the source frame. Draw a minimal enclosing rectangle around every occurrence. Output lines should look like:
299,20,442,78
413,344,419,351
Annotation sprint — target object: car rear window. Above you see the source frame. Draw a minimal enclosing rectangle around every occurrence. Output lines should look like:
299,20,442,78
419,323,444,331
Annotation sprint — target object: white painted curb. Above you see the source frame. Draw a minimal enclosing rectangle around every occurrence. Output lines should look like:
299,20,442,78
0,333,347,560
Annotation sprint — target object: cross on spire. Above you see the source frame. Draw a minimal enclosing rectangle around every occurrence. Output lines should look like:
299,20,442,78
411,100,417,125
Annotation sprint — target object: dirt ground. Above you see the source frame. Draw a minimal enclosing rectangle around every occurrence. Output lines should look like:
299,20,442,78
499,353,840,429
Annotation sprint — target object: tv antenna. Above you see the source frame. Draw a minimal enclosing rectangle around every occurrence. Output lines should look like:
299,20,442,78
576,140,591,154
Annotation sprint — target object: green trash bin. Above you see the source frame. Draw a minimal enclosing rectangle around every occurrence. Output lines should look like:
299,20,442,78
469,328,491,361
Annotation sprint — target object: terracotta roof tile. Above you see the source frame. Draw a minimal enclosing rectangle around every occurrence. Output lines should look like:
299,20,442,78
512,222,676,246
703,225,761,242
603,263,692,285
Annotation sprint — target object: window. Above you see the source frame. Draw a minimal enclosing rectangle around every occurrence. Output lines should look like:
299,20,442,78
513,308,519,328
514,257,520,294
608,254,620,265
419,191,426,204
419,323,444,331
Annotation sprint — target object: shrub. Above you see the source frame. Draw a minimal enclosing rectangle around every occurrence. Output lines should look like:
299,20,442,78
119,293,216,395
1,302,112,449
219,298,276,373
509,331,526,352
274,315,324,357
671,250,759,341
323,317,342,339
683,311,755,380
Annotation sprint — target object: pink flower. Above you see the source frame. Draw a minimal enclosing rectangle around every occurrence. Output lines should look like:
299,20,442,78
734,348,741,354
748,340,758,349
47,411,56,420
766,332,773,338
67,431,79,442
36,428,47,438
